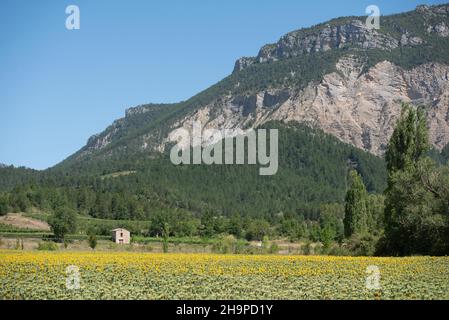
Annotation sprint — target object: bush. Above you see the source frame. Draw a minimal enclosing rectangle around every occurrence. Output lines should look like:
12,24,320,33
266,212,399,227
37,241,58,251
328,245,352,256
343,234,379,256
269,243,279,254
234,239,249,254
245,220,271,241
262,236,270,250
15,239,22,250
63,240,70,249
302,241,312,255
88,234,97,250
212,235,238,254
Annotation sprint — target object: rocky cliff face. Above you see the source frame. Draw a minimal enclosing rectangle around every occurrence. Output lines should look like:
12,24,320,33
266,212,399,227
167,56,449,155
233,19,426,73
257,21,401,63
232,5,449,73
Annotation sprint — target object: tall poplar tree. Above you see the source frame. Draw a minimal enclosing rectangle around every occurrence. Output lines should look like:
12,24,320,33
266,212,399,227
384,104,429,230
344,170,368,238
385,103,429,174
382,103,445,255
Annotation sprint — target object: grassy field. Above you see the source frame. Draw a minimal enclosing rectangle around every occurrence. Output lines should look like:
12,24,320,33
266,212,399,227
1,251,448,300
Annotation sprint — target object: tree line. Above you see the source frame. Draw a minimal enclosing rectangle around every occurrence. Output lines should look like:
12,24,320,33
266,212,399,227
343,104,449,255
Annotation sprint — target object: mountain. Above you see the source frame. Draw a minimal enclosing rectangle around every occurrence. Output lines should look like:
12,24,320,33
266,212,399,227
58,3,449,169
2,4,449,234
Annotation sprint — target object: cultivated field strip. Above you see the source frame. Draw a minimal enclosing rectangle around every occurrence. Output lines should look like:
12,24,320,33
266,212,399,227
0,251,448,300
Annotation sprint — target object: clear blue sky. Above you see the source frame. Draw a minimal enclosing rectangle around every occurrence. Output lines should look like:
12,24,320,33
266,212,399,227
0,0,446,170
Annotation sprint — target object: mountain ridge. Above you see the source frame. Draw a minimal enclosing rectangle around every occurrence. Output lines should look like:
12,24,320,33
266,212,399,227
58,3,449,169
233,3,449,73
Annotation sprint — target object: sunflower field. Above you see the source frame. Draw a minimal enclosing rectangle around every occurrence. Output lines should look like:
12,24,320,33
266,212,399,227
0,251,448,300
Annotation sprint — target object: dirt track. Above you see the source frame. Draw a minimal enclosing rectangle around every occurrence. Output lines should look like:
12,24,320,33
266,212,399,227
0,213,50,231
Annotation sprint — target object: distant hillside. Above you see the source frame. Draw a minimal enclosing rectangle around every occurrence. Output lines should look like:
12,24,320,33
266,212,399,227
2,123,386,220
0,166,39,191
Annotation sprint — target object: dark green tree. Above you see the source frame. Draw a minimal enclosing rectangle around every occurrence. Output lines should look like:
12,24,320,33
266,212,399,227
365,194,385,235
88,234,97,250
280,218,305,241
385,104,429,174
319,204,344,241
228,213,244,238
245,219,271,241
383,158,449,255
12,190,30,213
384,104,429,231
199,211,216,238
0,194,8,216
344,170,368,238
382,103,449,255
319,224,336,249
48,207,77,242
149,211,169,237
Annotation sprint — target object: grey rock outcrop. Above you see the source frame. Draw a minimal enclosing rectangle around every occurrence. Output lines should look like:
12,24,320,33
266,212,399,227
233,17,429,72
427,22,449,37
233,57,256,73
256,20,400,64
